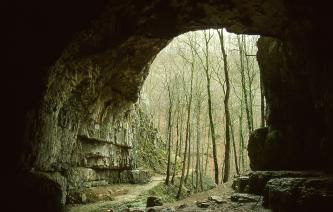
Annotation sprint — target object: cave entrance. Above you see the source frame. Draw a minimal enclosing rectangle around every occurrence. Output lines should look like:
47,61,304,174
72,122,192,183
141,29,262,188
15,1,331,211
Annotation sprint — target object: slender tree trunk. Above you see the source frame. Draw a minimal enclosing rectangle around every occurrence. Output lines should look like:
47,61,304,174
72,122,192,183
200,115,205,190
178,108,184,158
195,100,201,192
243,36,254,130
218,30,231,183
177,49,194,199
260,70,265,127
230,121,239,175
205,125,210,175
237,35,253,133
239,91,245,171
165,89,173,185
171,112,180,184
176,117,189,200
177,95,193,199
202,33,219,185
185,122,191,184
191,128,195,188
200,134,204,191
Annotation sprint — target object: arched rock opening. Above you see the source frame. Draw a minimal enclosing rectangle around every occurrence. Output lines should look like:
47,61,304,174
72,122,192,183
9,0,331,211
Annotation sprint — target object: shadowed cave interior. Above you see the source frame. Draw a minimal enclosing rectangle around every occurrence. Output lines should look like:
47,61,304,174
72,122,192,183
8,0,333,211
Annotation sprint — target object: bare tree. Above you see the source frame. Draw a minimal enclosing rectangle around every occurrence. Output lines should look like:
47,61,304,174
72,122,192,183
177,35,195,199
191,30,219,185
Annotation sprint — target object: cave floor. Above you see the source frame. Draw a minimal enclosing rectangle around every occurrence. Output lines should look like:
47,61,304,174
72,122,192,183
163,182,271,212
66,176,270,212
65,175,164,212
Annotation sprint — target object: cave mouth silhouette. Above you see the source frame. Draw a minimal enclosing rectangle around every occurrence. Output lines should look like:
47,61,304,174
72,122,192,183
8,1,331,211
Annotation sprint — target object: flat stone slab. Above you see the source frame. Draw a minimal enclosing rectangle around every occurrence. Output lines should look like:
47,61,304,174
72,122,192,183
231,193,261,203
232,171,324,195
196,201,211,208
208,196,227,204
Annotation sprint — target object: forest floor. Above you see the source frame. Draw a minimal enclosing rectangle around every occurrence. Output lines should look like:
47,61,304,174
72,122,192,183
66,175,271,212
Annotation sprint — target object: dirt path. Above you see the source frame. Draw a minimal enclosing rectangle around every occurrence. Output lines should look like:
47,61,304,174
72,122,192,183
113,176,164,202
65,176,164,212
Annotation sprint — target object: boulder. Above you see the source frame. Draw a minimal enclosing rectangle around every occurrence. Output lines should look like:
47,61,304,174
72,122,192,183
66,186,114,204
146,196,163,207
131,169,152,184
263,177,333,211
232,176,250,193
196,201,211,208
248,127,289,171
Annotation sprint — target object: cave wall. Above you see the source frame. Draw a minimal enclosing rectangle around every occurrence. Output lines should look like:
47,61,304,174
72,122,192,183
8,0,331,211
19,0,293,172
251,4,332,170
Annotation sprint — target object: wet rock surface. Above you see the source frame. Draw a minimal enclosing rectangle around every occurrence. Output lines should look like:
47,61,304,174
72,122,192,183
233,171,333,211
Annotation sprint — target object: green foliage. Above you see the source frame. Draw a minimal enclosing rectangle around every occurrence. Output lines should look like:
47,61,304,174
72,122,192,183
142,182,184,203
184,173,216,194
134,105,168,174
135,137,168,174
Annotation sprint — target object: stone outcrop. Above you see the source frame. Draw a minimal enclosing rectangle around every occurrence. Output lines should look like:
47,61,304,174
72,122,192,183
233,171,323,195
233,171,333,211
255,34,332,171
263,177,333,211
21,103,157,209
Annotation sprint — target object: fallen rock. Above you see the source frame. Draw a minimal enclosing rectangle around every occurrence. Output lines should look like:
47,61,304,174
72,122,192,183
147,196,163,207
232,176,250,193
161,207,176,212
263,177,333,211
208,196,226,204
130,169,152,184
146,206,176,212
66,187,114,204
196,201,210,208
231,193,261,203
177,204,189,209
125,208,145,212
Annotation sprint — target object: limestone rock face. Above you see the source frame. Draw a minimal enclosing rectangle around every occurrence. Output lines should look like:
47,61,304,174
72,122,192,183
255,34,333,171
